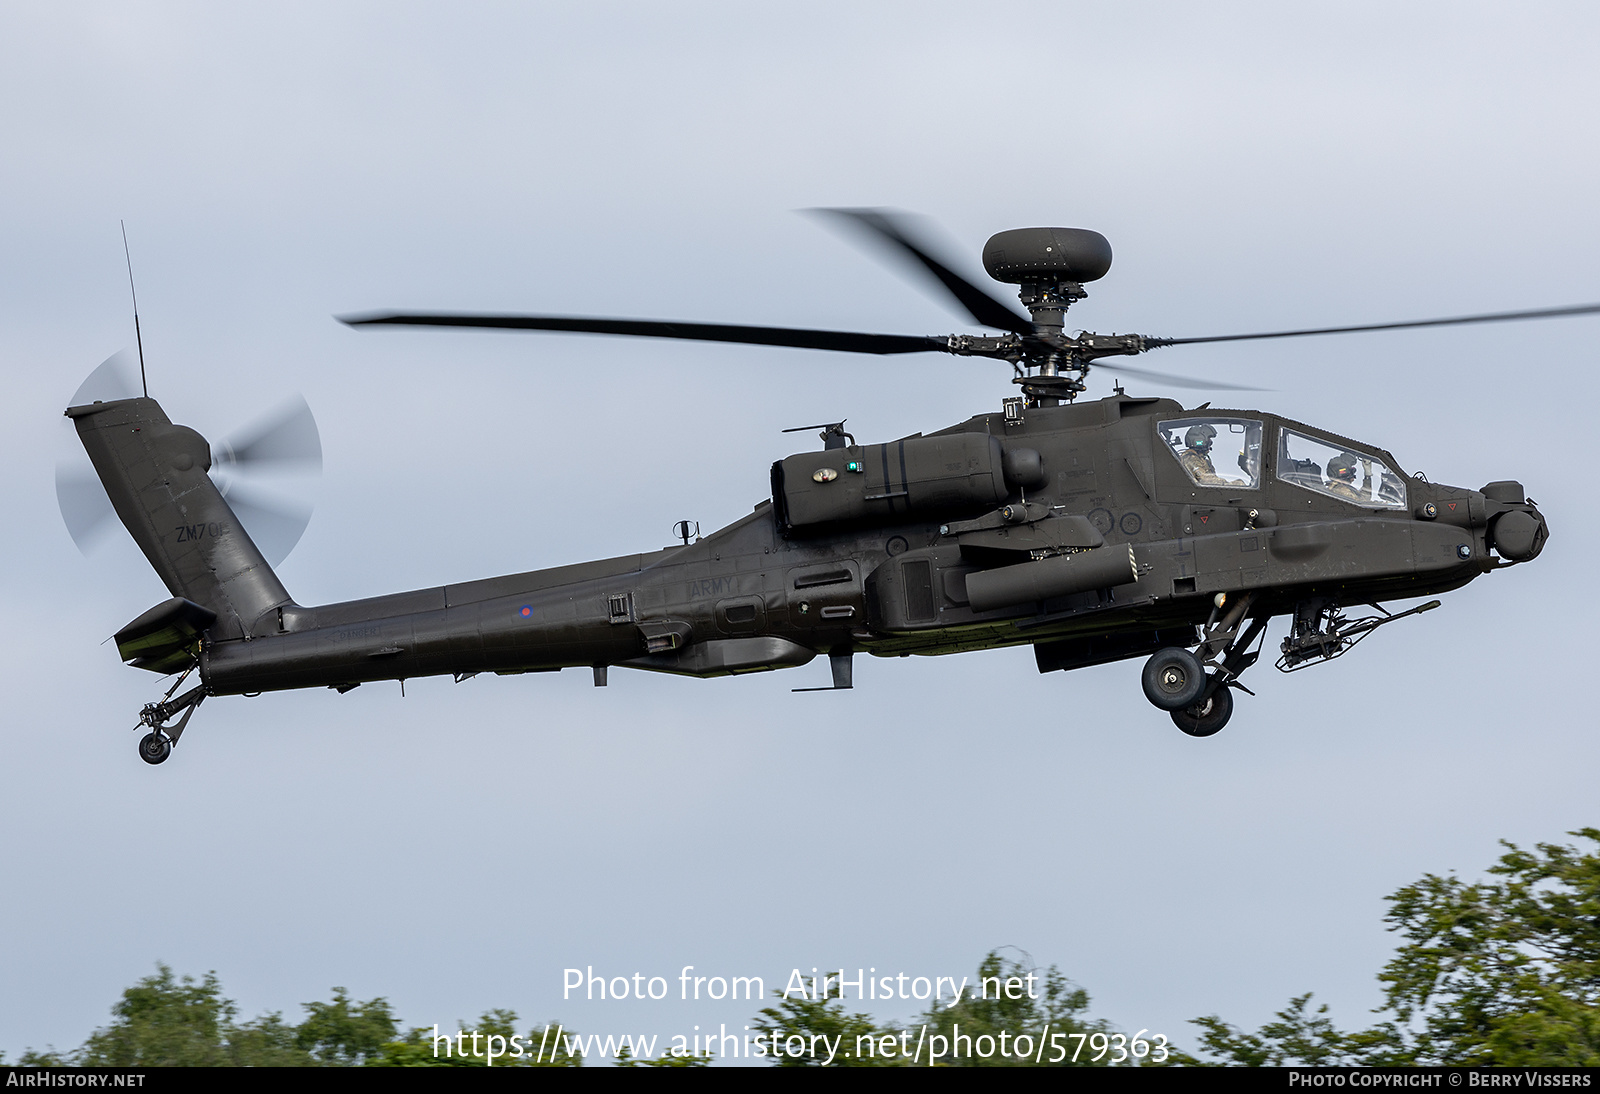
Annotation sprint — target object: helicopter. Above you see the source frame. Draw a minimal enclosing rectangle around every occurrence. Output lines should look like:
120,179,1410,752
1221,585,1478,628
65,210,1564,764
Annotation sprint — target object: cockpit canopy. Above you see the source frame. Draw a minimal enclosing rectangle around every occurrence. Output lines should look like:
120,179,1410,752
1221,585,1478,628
1159,417,1262,490
1277,427,1406,509
1159,416,1407,510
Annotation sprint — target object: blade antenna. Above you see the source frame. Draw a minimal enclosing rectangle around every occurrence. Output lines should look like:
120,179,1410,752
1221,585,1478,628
120,220,147,397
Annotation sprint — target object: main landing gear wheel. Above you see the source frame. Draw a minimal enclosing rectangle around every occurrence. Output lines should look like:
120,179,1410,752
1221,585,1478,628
1171,680,1233,737
138,732,172,765
1141,647,1205,711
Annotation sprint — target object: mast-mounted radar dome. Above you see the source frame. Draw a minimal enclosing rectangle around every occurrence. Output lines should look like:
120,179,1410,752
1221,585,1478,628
982,227,1113,284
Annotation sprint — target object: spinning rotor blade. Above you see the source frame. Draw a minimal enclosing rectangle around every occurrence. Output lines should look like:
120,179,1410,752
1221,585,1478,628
809,208,1035,336
55,464,117,553
340,312,949,355
220,484,312,568
1150,302,1600,348
57,352,141,555
69,350,141,406
1101,361,1265,392
57,355,322,565
209,397,322,567
212,395,322,469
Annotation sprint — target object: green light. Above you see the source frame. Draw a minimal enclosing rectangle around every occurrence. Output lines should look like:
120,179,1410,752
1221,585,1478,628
846,461,862,473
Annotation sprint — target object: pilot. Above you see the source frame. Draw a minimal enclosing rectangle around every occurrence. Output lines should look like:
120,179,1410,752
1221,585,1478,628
1179,424,1230,486
1325,454,1364,502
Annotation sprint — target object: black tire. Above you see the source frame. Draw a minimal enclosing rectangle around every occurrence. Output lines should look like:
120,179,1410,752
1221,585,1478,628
1171,681,1234,737
138,732,171,765
1141,647,1205,711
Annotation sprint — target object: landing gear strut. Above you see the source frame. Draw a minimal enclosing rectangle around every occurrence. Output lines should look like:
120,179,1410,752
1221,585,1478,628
134,668,207,766
1141,592,1269,738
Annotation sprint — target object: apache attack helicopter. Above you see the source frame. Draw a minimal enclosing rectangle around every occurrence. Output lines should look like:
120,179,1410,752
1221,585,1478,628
64,210,1567,764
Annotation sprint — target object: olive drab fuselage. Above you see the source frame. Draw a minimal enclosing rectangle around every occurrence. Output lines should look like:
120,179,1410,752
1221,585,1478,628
75,213,1573,762
138,391,1540,696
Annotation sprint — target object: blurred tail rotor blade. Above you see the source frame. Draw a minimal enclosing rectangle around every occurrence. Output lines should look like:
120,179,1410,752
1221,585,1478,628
68,350,141,406
222,485,313,568
55,463,118,552
213,396,322,470
59,359,320,568
808,208,1035,336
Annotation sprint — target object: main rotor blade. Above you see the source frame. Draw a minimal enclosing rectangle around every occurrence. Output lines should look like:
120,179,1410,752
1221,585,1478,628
1149,302,1600,348
1099,361,1266,391
340,312,950,356
809,208,1035,336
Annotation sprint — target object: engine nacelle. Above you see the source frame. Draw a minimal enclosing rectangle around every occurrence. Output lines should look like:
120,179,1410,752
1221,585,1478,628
772,432,1008,532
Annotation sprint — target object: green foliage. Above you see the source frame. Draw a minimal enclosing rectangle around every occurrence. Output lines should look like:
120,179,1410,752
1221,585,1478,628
369,1013,582,1067
15,966,406,1067
749,954,1125,1067
71,965,312,1066
917,951,1120,1067
752,977,906,1067
1185,829,1600,1067
295,986,398,1065
1376,827,1600,1065
615,1044,712,1066
14,1050,69,1067
1176,994,1375,1067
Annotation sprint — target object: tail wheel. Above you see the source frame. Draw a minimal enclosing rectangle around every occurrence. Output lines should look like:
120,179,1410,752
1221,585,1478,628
1141,647,1205,711
138,732,172,765
1171,681,1234,737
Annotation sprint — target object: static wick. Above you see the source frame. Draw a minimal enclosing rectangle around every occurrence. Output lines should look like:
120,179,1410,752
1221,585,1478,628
121,220,147,398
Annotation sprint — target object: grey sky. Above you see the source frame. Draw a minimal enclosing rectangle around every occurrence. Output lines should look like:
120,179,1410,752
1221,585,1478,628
3,2,1597,1061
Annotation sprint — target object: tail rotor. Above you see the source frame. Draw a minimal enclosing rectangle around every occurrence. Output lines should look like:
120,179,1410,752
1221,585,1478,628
57,360,323,567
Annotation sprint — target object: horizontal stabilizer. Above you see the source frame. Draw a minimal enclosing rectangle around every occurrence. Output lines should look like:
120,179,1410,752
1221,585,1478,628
115,597,218,674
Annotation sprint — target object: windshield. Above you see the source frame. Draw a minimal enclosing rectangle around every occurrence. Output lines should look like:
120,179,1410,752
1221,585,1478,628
1159,417,1263,490
1276,428,1406,509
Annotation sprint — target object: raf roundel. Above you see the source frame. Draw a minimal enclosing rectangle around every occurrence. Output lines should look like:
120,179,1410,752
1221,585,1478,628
519,605,532,618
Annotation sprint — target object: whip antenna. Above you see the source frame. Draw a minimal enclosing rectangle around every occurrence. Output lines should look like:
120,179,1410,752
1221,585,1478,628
120,220,147,397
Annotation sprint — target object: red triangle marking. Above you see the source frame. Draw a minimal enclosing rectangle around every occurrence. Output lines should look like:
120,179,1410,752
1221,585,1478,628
1447,501,1457,510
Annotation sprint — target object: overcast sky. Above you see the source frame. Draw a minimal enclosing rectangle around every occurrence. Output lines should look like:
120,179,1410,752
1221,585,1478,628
3,1,1598,1063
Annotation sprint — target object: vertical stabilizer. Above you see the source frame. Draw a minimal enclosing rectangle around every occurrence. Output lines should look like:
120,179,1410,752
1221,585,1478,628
68,396,292,640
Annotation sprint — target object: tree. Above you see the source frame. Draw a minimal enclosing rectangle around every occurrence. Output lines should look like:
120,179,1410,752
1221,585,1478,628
615,1043,712,1067
75,965,311,1067
751,981,905,1067
915,950,1124,1067
1182,994,1370,1067
295,986,398,1065
12,966,411,1067
1184,829,1600,1066
370,1013,583,1067
747,954,1131,1067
